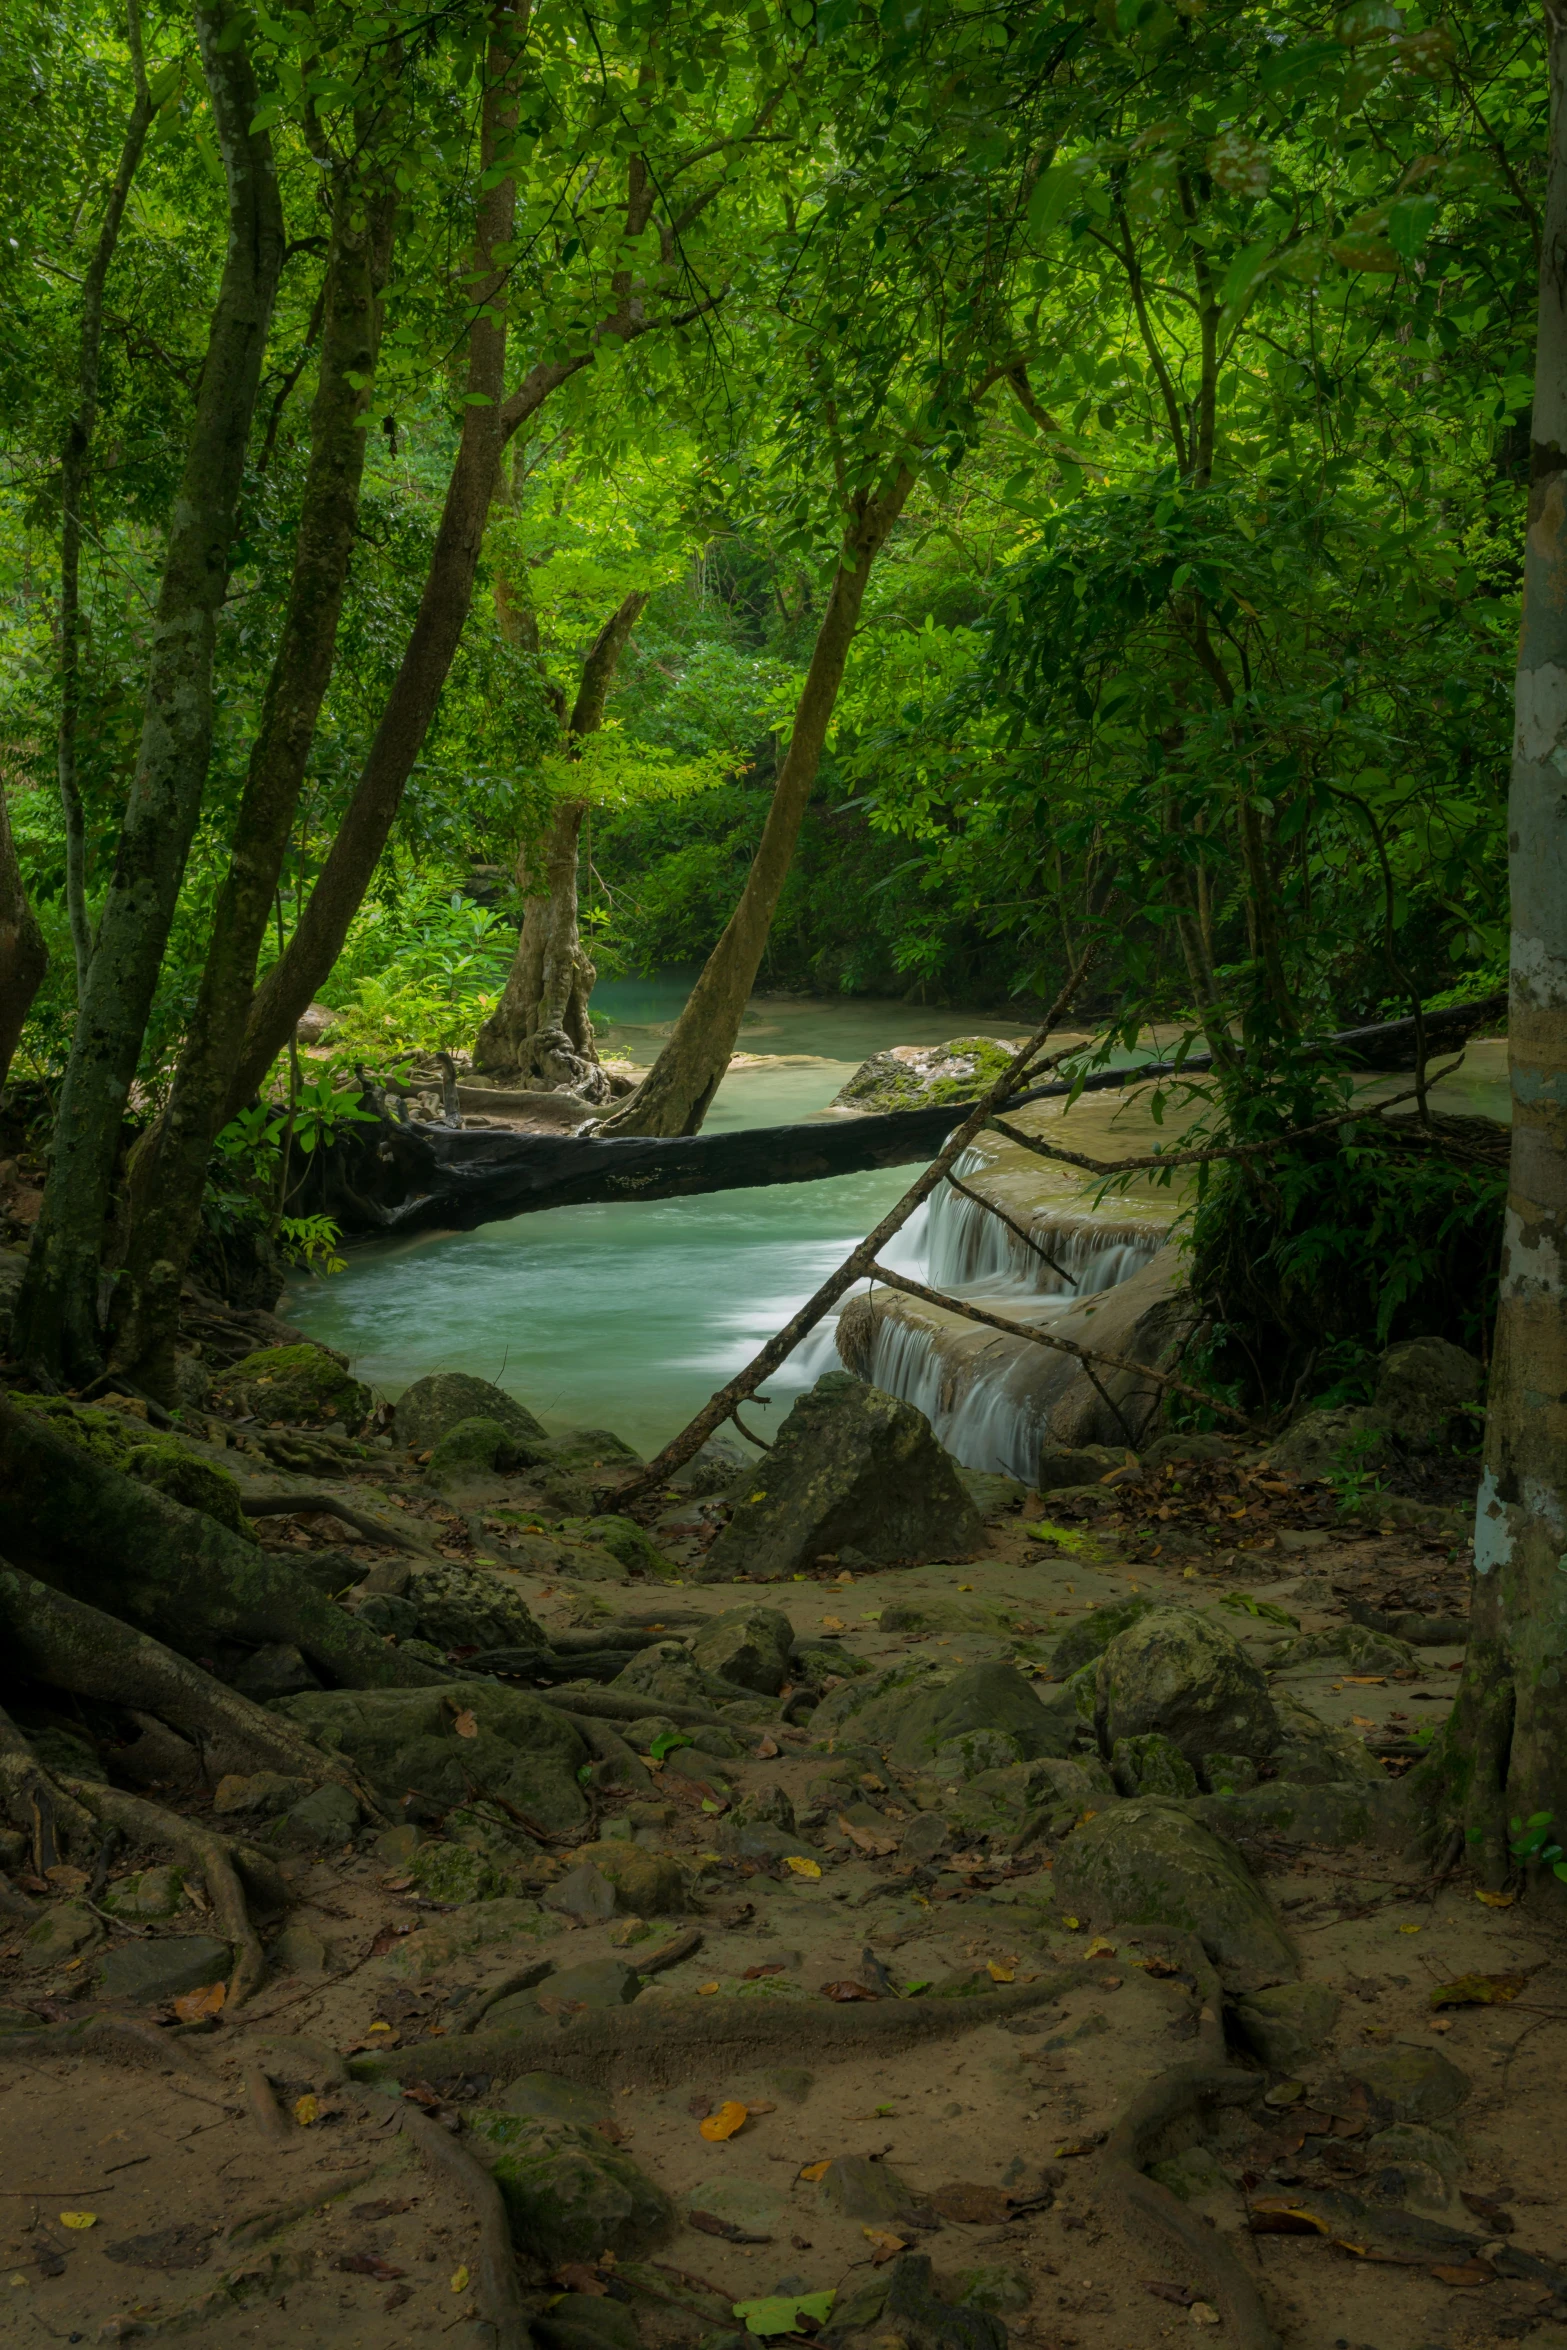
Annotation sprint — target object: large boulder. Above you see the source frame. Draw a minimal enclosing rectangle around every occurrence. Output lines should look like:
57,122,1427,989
273,1683,590,1833
1094,1607,1278,1779
691,1606,795,1695
212,1342,371,1428
1373,1338,1482,1447
829,1038,1023,1115
1052,1796,1298,1985
1267,1405,1387,1482
400,1561,548,1656
1269,1689,1384,1785
395,1373,548,1457
888,1660,1064,1775
466,2111,673,2262
611,1642,710,1710
701,1374,984,1581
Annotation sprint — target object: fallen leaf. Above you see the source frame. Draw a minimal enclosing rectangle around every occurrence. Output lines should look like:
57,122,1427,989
451,2265,471,2292
986,1961,1015,1983
837,1815,897,1859
1351,1714,1378,1728
733,2291,836,2338
819,1980,879,2002
1474,1889,1516,1908
784,1856,822,1879
1459,2191,1516,2232
743,1963,786,1981
1430,2262,1492,2287
552,2265,610,2296
798,2160,831,2183
691,2209,772,2243
1139,1956,1182,1979
1143,2282,1196,2307
452,1710,478,1739
1054,2134,1106,2158
755,1736,780,1759
697,1981,720,1995
699,2101,749,2142
1189,2303,1220,2327
293,2094,319,2127
1397,1924,1422,1935
1083,1937,1117,1960
821,1616,846,1631
172,1980,226,2024
864,2228,906,2264
58,2213,97,2231
1343,1676,1387,1686
336,2252,405,2279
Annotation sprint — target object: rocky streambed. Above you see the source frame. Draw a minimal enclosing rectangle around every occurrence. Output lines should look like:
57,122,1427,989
2,1323,1560,2350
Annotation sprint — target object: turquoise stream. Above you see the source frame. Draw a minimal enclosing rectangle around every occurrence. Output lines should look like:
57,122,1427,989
284,979,1030,1457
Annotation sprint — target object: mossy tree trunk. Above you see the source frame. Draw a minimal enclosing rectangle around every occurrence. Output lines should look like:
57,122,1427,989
0,777,47,1093
474,591,648,1097
12,0,285,1385
1425,5,1567,1895
601,474,913,1139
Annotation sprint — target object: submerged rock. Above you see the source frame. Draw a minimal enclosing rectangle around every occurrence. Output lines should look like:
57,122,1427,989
701,1373,984,1581
274,1682,590,1833
1052,1795,1298,1984
395,1372,548,1456
1094,1606,1278,1774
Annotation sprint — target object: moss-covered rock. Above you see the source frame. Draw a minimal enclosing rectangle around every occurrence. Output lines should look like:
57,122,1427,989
829,1037,1024,1114
273,1682,590,1833
1109,1731,1198,1799
99,1866,187,1920
6,1396,257,1540
556,1516,669,1576
395,1372,548,1456
1095,1606,1279,1770
890,1660,1069,1772
213,1343,371,1429
407,1839,504,1905
466,2111,673,2262
403,1561,548,1656
425,1415,523,1492
692,1606,794,1695
1232,1980,1342,2070
611,1642,709,1710
1051,1597,1156,1678
1052,1794,1299,1985
564,1841,685,1916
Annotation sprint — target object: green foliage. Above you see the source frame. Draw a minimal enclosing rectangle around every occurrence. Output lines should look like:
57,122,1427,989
1509,1812,1567,1883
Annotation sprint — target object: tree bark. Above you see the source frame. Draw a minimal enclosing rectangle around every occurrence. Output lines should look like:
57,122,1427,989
221,0,529,1120
601,474,914,1138
12,0,284,1384
107,167,398,1399
474,590,648,1094
1427,3,1567,1892
58,0,154,1001
0,776,48,1092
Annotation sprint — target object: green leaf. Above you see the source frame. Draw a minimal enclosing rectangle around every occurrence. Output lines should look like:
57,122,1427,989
733,2293,836,2338
1219,242,1273,313
649,1728,692,1762
1386,195,1439,260
1028,162,1088,242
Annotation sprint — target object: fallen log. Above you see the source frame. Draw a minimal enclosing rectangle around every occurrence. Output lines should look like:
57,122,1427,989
293,993,1506,1238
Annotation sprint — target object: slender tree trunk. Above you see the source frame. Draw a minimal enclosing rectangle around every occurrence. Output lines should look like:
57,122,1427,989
0,778,47,1092
602,474,913,1138
221,1,528,1121
1428,3,1567,1892
106,175,398,1399
58,1,153,1001
13,0,284,1385
474,589,647,1093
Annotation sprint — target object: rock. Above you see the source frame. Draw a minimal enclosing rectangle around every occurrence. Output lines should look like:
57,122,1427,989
407,1840,503,1904
373,1823,425,1864
792,1640,870,1683
467,2111,673,2262
1110,1732,1198,1799
99,1866,186,1920
231,1643,322,1702
371,1897,547,1983
701,1374,984,1581
686,2176,784,2234
955,1468,1027,1521
879,2253,1009,2350
1270,1625,1417,1677
99,1935,232,2005
1036,1443,1121,1491
556,1516,670,1576
295,1002,339,1044
1364,2123,1465,2209
403,1561,547,1655
1052,1796,1298,1985
1140,1432,1231,1468
544,1864,618,1923
667,1435,751,1497
612,1642,710,1710
1231,1981,1342,2070
730,1783,796,1835
940,2265,1032,2315
173,1351,213,1411
127,1444,259,1539
1374,1337,1482,1446
213,1771,310,1817
1192,1779,1403,1848
425,1415,526,1492
897,1812,950,1865
493,2072,612,2127
1270,1690,1384,1785
567,1842,685,1916
1147,2145,1233,2206
212,1342,371,1429
818,2154,920,2223
1339,2046,1470,2125
272,1782,361,1850
274,1683,590,1834
1200,1752,1259,1794
889,1660,1065,1773
831,1037,1023,1114
1267,1405,1387,1482
1050,1598,1155,1678
1095,1607,1278,1775
490,1961,642,2025
395,1373,548,1457
534,2296,643,2350
692,1607,795,1696
19,1901,100,1970
271,1920,334,1976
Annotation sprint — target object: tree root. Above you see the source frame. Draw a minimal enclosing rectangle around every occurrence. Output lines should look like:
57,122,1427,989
1099,2064,1280,2350
0,1558,377,1801
535,1687,770,1741
0,2011,224,2083
236,1489,438,1556
347,1970,1089,2094
350,2083,528,2350
559,1709,653,1785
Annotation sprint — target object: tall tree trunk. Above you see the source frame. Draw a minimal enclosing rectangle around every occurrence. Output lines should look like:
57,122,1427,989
0,778,47,1092
58,0,154,1001
106,172,398,1399
602,475,913,1138
1427,3,1567,1892
12,0,284,1386
474,590,647,1094
219,0,529,1122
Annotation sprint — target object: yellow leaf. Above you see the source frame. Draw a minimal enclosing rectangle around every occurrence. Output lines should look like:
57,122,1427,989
1397,1924,1421,1935
785,1856,822,1879
293,2094,319,2127
1474,1888,1516,1908
799,2160,832,2182
59,2214,97,2231
863,2228,906,2263
956,1584,972,1592
697,1981,720,1995
1063,1916,1081,1931
699,2101,748,2142
453,1709,479,1738
451,2265,470,2292
986,1961,1015,1983
821,1616,845,1631
367,2020,393,2034
1084,1937,1117,1960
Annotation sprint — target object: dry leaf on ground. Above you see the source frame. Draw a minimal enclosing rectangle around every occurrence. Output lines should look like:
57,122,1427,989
864,2228,906,2264
172,1981,225,2023
1432,1974,1530,2007
293,2094,319,2127
453,1710,478,1739
798,2160,831,2182
785,1856,822,1879
699,2101,748,2142
820,1980,878,2002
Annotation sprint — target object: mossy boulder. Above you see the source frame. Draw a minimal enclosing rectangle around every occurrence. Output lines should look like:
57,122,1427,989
611,1642,709,1710
407,1840,505,1904
1051,1597,1156,1678
564,1841,685,1916
403,1561,548,1656
1094,1607,1279,1773
99,1866,187,1920
7,1396,256,1540
889,1659,1069,1772
425,1415,524,1493
213,1343,371,1429
1110,1731,1198,1799
465,2111,673,2262
273,1683,590,1833
1052,1794,1298,1985
692,1605,795,1695
556,1516,669,1576
1269,1624,1417,1677
829,1037,1023,1114
702,1373,984,1581
1269,1689,1384,1784
1232,1980,1342,2070
395,1372,548,1457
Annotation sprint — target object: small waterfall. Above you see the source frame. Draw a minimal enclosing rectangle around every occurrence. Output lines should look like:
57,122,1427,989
779,1159,1168,1475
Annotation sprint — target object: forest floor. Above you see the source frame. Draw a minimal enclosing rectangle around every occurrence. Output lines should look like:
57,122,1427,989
1,1384,1562,2350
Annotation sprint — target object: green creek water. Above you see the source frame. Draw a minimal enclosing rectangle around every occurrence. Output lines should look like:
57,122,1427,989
284,976,1033,1458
